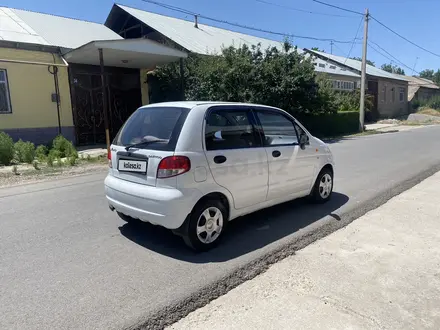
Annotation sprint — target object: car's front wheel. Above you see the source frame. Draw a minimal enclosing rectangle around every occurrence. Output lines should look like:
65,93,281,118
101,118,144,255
310,168,333,203
182,199,227,252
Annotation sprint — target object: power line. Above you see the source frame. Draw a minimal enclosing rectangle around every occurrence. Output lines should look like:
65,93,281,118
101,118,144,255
198,15,357,43
311,0,364,16
369,40,419,74
366,43,437,83
140,0,362,44
368,42,438,85
254,0,355,18
140,0,195,15
344,16,364,64
370,15,440,58
333,43,348,55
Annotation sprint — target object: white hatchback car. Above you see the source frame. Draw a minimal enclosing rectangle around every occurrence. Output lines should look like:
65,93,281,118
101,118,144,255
105,102,334,251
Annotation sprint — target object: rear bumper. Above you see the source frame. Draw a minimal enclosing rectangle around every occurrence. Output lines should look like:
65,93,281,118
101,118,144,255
104,175,202,229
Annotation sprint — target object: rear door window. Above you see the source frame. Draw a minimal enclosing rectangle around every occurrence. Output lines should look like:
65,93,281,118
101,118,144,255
205,109,261,150
114,107,189,151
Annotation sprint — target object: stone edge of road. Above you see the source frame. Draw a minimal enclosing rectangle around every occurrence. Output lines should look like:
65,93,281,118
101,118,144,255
126,163,440,330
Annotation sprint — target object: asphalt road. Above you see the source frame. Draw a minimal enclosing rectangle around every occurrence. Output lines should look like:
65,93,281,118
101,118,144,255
1,126,440,330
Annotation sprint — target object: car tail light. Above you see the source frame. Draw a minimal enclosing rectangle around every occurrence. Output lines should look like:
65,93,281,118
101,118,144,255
157,156,191,178
108,149,112,168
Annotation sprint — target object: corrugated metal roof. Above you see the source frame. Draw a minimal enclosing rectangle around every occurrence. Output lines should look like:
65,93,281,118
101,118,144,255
0,7,122,49
309,50,408,82
0,8,50,45
116,4,280,55
312,57,361,78
403,75,439,89
406,76,439,101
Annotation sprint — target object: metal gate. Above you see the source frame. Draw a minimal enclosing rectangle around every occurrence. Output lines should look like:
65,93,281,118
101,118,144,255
70,65,142,145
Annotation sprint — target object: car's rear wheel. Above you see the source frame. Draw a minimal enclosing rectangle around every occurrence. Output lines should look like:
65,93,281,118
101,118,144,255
310,168,333,203
183,199,227,252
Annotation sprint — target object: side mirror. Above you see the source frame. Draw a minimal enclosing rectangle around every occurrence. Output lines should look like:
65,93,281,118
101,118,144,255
299,134,308,150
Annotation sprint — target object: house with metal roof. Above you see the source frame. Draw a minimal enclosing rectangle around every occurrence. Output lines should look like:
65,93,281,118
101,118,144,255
105,4,279,55
312,56,361,92
0,6,186,145
305,49,410,119
403,75,440,106
104,4,368,99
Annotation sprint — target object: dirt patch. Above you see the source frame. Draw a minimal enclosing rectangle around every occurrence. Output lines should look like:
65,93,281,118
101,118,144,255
418,108,440,117
0,160,107,188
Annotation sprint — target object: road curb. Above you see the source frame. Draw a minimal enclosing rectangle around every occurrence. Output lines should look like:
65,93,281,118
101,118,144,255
126,163,440,330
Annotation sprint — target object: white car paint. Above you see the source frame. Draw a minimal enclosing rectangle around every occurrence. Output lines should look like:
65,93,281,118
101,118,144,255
105,101,334,231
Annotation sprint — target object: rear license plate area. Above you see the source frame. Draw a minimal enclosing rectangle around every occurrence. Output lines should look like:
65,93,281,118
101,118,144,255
118,159,148,174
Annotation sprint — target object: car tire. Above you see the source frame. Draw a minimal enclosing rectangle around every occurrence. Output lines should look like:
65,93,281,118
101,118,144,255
182,199,227,252
310,168,333,203
117,212,138,224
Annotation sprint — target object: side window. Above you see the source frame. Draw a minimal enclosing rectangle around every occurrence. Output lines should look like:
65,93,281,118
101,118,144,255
0,69,12,114
205,109,260,151
399,87,405,102
294,122,309,144
255,110,298,146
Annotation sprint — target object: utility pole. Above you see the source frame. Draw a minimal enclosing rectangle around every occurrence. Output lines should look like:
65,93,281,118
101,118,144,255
359,8,369,132
330,40,334,54
99,48,111,154
412,57,419,76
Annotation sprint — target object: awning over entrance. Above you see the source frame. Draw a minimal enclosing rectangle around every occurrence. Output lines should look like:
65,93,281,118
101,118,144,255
64,38,187,150
62,38,187,68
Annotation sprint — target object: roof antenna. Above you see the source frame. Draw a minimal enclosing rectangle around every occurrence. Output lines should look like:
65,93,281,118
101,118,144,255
194,14,198,28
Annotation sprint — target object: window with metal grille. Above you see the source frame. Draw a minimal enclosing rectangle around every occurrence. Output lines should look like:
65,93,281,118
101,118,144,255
0,69,12,113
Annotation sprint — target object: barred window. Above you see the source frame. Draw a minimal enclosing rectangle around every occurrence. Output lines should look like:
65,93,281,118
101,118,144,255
0,69,12,113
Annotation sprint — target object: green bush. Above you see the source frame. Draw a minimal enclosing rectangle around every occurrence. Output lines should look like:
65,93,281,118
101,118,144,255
298,111,359,137
52,135,77,158
46,153,54,167
424,96,440,110
68,154,78,166
411,98,421,111
150,42,338,116
56,157,63,167
49,149,61,159
14,139,35,164
0,132,15,166
35,145,49,161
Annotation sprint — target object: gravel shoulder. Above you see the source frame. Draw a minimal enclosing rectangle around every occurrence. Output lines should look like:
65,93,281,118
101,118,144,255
0,161,107,188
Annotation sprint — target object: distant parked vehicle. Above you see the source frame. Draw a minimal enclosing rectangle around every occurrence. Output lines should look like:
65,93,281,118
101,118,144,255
105,102,335,251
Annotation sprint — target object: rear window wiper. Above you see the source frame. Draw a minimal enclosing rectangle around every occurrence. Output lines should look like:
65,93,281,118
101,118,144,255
125,139,167,151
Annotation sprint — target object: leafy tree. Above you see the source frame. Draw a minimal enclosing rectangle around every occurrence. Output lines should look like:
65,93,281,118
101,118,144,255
149,42,337,115
351,57,375,67
419,69,434,80
433,70,440,86
311,47,324,52
381,63,405,75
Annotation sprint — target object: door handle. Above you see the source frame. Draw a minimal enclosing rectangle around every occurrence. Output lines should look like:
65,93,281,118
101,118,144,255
214,155,227,164
272,150,281,158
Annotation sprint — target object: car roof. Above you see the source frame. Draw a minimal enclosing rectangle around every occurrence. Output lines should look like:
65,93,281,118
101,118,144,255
139,101,280,110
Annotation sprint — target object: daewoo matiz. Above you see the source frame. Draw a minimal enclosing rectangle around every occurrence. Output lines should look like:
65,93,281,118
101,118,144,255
105,102,335,251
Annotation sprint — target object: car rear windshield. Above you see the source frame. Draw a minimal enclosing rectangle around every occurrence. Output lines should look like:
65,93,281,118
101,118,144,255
114,107,190,151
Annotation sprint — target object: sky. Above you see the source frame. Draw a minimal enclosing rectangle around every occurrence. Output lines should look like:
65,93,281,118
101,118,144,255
2,0,439,75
